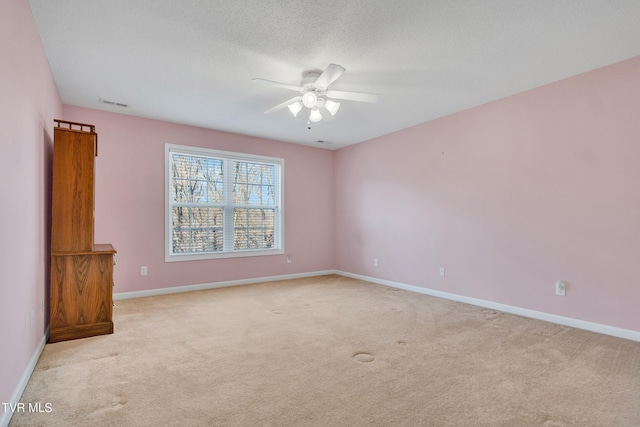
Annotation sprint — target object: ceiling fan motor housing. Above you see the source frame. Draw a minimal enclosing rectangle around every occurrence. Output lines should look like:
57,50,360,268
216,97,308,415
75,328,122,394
302,71,327,94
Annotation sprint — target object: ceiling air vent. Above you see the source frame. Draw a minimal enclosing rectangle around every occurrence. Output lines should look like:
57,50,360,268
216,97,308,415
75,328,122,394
99,99,128,108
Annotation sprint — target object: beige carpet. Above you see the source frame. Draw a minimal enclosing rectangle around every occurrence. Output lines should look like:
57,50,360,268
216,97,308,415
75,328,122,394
10,275,640,426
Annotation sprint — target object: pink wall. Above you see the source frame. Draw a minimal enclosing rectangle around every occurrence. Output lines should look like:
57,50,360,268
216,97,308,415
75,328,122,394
62,106,335,293
0,0,62,407
335,56,640,332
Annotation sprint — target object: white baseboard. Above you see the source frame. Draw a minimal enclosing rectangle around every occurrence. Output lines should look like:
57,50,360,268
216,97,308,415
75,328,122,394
1,327,49,427
113,270,337,300
336,271,640,343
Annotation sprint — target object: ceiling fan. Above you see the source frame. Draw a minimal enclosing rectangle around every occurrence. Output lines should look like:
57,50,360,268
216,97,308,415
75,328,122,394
253,63,378,124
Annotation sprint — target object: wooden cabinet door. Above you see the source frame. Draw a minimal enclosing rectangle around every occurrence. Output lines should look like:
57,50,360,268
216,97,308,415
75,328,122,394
50,252,114,342
51,128,95,252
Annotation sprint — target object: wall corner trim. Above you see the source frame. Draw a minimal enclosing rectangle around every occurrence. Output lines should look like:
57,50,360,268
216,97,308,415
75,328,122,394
335,271,640,343
1,327,49,427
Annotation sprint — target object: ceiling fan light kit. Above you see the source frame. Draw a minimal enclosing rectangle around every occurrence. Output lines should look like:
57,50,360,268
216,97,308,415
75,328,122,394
253,63,378,125
302,91,318,108
287,101,303,117
309,108,323,123
324,99,340,116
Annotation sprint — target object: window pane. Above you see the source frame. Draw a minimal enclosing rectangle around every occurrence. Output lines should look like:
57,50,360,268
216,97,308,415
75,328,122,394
207,181,223,204
234,208,275,250
172,206,223,253
171,154,223,204
233,161,276,206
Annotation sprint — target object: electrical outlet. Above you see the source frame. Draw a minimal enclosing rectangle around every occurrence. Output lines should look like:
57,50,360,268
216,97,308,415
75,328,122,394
373,258,379,267
439,267,445,277
30,310,35,329
286,254,292,264
555,280,566,296
140,266,148,276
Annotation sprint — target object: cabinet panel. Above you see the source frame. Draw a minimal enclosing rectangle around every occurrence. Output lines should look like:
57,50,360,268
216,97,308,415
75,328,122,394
51,127,95,252
50,251,114,343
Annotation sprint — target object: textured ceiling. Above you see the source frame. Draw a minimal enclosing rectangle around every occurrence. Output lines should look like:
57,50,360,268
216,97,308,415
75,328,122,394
28,0,640,149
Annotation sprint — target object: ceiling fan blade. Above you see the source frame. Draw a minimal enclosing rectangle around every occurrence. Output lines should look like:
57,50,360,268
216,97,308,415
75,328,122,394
252,78,303,92
314,64,346,89
263,96,302,114
326,90,379,103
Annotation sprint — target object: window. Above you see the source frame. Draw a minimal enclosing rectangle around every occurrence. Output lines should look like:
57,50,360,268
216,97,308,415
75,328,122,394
165,144,283,261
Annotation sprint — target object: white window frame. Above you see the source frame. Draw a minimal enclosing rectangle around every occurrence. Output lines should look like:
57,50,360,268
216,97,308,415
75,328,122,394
165,144,284,262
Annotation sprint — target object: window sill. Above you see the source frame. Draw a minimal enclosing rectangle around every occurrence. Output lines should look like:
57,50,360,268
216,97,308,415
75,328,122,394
165,248,284,262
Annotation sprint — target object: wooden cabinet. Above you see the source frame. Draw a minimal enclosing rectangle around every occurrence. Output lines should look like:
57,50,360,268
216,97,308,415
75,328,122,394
49,120,116,343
